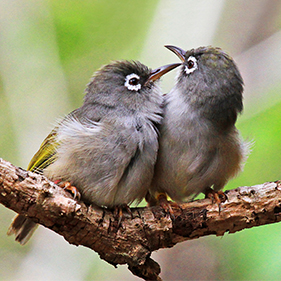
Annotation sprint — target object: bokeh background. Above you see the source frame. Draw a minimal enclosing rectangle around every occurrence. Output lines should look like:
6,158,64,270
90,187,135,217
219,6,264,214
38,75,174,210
1,0,281,280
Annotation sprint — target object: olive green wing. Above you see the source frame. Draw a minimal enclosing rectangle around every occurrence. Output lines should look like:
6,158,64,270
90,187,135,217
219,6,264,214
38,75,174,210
27,128,59,173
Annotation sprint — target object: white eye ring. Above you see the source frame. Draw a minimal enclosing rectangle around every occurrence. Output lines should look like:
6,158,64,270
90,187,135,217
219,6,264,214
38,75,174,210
184,56,198,74
124,73,141,91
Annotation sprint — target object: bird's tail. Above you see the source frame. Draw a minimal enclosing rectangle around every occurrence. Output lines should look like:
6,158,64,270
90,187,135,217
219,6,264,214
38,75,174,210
7,214,38,245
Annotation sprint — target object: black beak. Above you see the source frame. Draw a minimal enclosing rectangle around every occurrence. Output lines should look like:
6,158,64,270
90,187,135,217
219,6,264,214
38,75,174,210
145,63,181,85
165,45,186,62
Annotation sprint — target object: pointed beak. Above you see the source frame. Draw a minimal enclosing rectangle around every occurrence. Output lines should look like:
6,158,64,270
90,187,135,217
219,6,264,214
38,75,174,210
165,45,186,62
145,63,181,85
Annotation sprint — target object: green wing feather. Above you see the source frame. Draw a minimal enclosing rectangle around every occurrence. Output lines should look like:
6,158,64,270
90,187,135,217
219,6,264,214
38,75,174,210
27,128,59,173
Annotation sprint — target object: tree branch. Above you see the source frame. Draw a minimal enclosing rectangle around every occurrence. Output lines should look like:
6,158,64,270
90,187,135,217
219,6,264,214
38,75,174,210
1,158,281,280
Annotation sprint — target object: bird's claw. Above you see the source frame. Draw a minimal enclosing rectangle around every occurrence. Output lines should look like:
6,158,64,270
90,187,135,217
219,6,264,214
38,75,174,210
157,193,180,220
114,204,133,228
57,181,81,201
204,187,227,213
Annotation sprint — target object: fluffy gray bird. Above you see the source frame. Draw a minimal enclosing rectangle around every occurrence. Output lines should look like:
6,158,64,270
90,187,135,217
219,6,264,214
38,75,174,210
8,60,180,244
150,45,248,205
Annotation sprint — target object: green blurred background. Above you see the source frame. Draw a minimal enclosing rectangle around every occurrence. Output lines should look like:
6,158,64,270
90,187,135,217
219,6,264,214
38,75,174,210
1,0,281,280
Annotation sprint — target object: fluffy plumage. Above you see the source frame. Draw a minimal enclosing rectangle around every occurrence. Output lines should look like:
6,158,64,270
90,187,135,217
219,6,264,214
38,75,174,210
150,46,249,202
8,60,180,244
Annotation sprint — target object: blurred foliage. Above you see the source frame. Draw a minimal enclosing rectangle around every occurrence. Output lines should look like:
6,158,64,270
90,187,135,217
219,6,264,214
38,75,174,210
1,0,281,280
49,0,159,107
0,94,18,164
214,0,281,55
229,91,281,189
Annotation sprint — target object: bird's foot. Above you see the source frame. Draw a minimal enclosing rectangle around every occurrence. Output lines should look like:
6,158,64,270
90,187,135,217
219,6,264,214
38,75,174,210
204,187,227,213
156,193,181,220
55,180,81,201
113,204,133,228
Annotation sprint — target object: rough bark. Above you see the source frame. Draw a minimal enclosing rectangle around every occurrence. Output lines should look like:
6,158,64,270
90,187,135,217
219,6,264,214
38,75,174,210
1,158,281,280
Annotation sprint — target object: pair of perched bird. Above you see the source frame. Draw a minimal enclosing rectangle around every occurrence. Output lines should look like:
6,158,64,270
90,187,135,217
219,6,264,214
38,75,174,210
8,45,248,244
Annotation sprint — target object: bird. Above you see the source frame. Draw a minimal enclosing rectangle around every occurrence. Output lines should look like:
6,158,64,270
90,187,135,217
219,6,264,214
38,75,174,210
149,45,249,208
7,59,181,244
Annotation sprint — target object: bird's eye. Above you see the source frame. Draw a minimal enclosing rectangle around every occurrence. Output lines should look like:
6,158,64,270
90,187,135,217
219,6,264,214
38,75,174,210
184,56,197,74
125,73,141,91
187,60,194,69
129,77,139,86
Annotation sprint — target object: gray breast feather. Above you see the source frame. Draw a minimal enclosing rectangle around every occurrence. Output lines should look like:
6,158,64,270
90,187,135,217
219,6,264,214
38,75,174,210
44,115,159,207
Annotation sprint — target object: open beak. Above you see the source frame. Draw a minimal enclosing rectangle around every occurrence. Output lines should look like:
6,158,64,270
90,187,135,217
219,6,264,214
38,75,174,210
146,63,181,85
165,45,186,62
